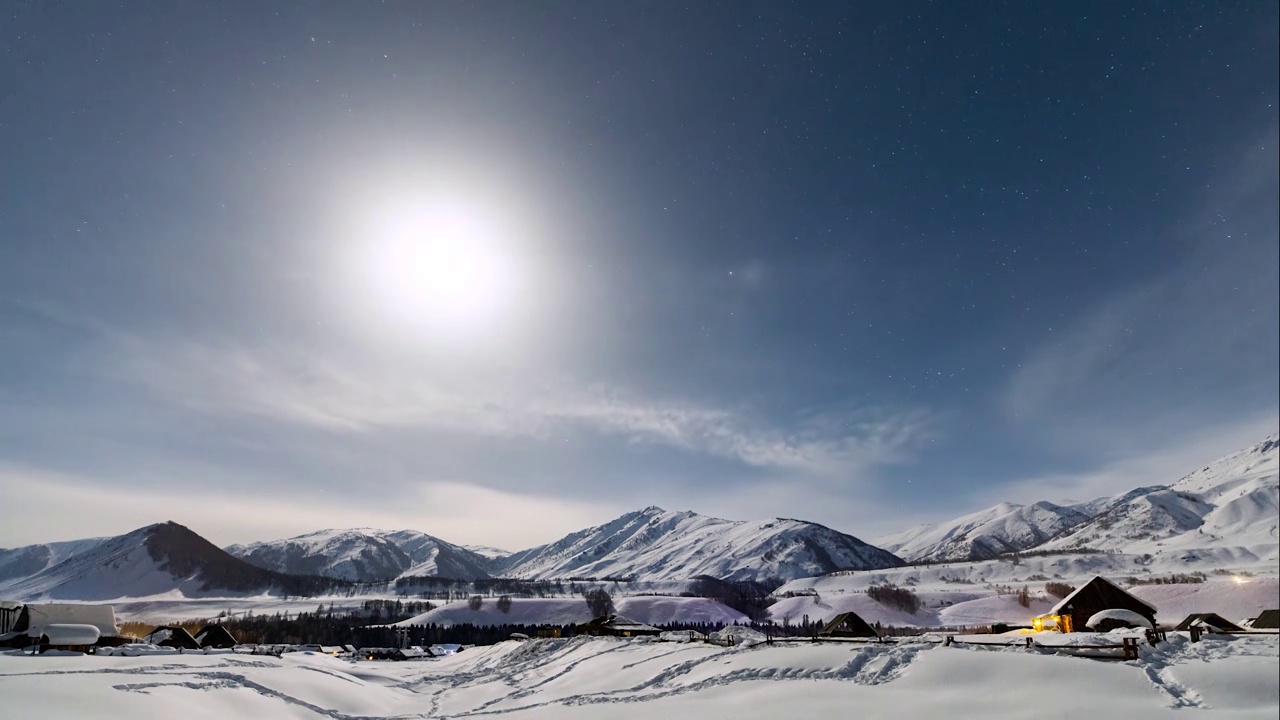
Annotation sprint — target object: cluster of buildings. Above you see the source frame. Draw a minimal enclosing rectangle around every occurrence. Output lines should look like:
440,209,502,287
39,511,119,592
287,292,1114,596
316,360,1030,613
0,602,237,654
3,575,1275,656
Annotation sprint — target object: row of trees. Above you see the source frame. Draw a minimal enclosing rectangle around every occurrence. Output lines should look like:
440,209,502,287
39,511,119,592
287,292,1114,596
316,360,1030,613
213,610,843,647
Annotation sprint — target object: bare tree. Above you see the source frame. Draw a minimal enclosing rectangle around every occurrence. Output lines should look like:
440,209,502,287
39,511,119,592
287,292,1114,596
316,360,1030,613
584,589,613,618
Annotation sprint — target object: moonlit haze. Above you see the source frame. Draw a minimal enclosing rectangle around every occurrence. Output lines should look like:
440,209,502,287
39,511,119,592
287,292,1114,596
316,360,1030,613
1,2,1277,552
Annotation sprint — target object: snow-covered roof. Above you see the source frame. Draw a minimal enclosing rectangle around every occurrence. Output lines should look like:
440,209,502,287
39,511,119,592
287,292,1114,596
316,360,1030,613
39,624,101,646
22,604,118,637
1086,609,1153,630
143,628,174,644
1049,576,1156,616
592,614,660,633
0,600,23,611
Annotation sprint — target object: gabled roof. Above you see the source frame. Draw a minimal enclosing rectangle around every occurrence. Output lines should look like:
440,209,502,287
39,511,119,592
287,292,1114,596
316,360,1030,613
1174,613,1244,632
194,624,238,648
819,612,878,637
1252,609,1280,629
581,614,660,633
1049,576,1156,615
143,625,200,648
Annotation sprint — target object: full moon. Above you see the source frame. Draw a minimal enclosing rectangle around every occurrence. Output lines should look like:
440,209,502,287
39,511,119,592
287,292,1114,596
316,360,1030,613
362,196,522,340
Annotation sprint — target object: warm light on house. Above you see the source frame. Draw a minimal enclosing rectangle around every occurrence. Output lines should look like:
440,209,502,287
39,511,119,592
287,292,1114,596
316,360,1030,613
1032,614,1072,632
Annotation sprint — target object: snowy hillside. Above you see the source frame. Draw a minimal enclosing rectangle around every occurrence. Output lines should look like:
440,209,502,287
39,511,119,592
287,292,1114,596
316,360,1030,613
882,434,1279,564
461,544,511,560
492,506,903,582
876,501,1090,563
227,528,493,582
0,522,350,601
0,536,107,586
1042,434,1279,555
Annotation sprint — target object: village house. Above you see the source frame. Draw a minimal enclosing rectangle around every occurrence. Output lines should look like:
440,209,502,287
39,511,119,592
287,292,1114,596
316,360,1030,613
1032,576,1157,632
143,626,202,650
0,603,122,651
194,624,239,649
818,611,879,639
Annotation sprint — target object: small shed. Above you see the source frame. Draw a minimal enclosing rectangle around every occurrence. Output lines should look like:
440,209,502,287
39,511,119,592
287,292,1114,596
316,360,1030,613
1033,576,1156,632
144,626,201,650
577,614,662,637
1250,609,1280,630
194,624,238,649
14,603,118,638
1174,613,1244,633
818,612,879,638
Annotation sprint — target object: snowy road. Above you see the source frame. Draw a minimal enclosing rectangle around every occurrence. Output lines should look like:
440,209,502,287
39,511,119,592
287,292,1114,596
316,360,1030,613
1,634,1276,718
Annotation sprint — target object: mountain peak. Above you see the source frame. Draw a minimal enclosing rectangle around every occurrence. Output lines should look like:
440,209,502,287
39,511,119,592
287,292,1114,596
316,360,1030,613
489,507,902,582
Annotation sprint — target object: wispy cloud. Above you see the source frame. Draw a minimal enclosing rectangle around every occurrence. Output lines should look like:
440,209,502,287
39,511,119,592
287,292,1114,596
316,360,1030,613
109,336,931,476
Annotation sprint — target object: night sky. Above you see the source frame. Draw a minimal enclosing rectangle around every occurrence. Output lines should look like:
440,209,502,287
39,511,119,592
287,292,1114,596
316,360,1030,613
2,1,1277,549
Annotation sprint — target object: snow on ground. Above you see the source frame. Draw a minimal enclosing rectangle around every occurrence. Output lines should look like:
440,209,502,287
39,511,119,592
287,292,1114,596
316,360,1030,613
775,565,1280,628
1,633,1275,718
393,596,748,627
1129,578,1280,624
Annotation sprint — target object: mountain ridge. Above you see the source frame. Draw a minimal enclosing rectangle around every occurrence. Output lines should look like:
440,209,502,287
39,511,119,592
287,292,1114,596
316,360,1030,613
879,434,1278,564
2,434,1274,597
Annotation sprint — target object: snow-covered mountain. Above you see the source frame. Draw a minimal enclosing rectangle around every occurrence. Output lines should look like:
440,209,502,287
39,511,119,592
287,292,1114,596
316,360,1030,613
0,536,108,586
1041,435,1278,554
491,506,903,582
226,529,493,582
0,522,351,601
461,544,511,560
885,434,1279,564
875,501,1091,563
2,435,1270,598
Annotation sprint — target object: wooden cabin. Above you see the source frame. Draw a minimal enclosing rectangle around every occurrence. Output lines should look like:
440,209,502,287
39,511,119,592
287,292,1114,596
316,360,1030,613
143,626,201,650
1031,576,1156,632
194,624,238,649
818,612,879,638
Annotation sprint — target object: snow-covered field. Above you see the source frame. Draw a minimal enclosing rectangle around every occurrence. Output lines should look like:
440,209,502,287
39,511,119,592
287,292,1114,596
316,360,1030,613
2,633,1275,718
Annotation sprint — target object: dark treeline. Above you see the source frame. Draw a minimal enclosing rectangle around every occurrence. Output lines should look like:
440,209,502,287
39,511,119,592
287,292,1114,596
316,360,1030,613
682,576,777,621
215,612,835,647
